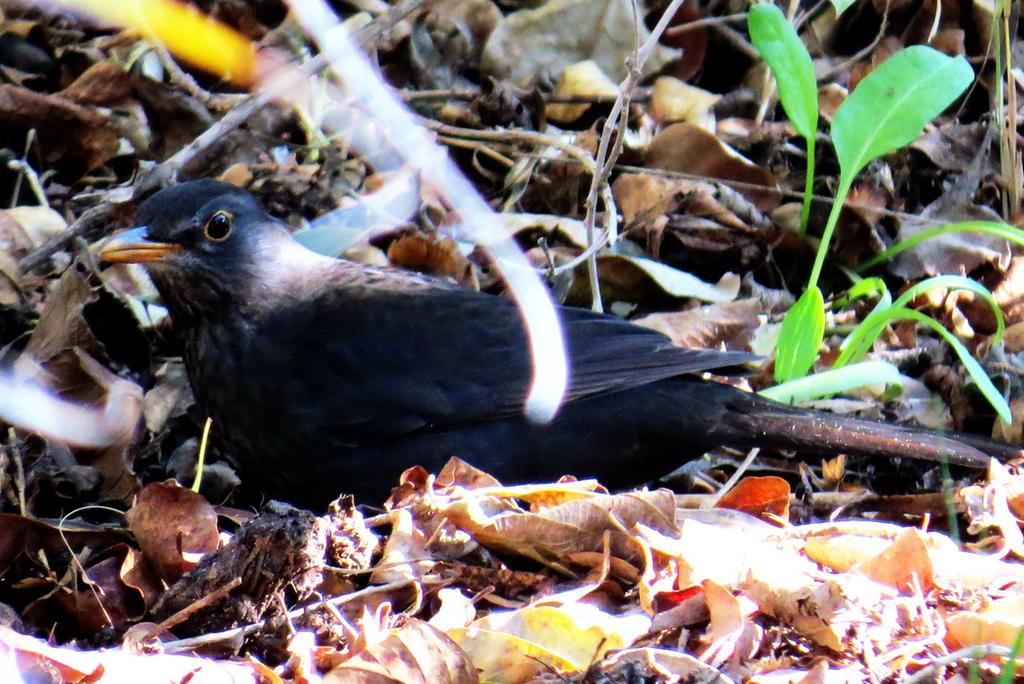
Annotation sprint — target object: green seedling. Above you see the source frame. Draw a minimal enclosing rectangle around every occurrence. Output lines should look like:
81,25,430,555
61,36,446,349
748,3,818,235
775,45,974,381
833,275,1010,422
761,360,900,403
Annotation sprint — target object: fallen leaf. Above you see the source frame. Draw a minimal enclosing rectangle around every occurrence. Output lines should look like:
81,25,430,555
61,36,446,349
648,76,718,130
324,619,478,684
715,476,790,522
635,299,760,351
546,60,619,123
645,123,778,212
125,481,220,583
481,0,679,82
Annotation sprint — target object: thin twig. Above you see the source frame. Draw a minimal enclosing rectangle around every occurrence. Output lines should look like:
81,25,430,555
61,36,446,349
575,0,689,311
663,12,748,36
703,448,761,509
143,577,243,640
402,88,653,105
351,0,429,52
19,202,122,273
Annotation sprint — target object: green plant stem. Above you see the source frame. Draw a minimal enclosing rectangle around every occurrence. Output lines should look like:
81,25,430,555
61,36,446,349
799,136,815,235
807,177,851,289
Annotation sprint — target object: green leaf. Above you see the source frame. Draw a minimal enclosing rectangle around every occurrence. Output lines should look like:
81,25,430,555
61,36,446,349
834,276,890,309
896,308,1011,424
747,4,818,140
774,286,825,381
891,275,1005,344
830,0,857,14
857,220,1024,271
832,45,974,181
833,277,1008,421
761,360,901,403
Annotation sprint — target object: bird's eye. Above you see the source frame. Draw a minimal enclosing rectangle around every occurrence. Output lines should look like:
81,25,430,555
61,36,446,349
203,211,233,242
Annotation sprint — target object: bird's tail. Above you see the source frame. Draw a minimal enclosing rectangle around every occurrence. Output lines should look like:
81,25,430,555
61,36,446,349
705,384,1021,468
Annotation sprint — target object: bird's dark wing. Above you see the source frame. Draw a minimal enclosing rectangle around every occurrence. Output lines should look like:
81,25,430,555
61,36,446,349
249,283,755,440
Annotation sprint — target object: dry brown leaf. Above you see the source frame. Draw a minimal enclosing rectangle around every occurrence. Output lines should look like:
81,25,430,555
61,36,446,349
369,507,433,585
699,579,759,671
889,201,1009,281
58,60,133,106
910,122,987,173
856,528,934,593
0,84,120,170
715,476,790,522
450,601,650,682
0,205,66,257
568,254,740,306
945,594,1024,651
648,76,718,129
324,619,478,684
481,0,679,83
644,123,778,212
439,487,676,571
635,299,760,351
387,232,476,285
546,60,618,124
54,545,145,634
125,481,220,583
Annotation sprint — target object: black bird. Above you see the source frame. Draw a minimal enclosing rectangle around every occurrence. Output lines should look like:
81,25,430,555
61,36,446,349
99,180,1018,506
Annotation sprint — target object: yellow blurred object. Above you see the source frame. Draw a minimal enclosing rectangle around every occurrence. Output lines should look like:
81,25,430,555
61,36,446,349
56,0,256,85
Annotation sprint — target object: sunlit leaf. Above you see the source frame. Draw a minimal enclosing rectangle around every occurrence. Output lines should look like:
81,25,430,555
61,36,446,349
832,46,973,181
774,286,825,382
762,361,901,403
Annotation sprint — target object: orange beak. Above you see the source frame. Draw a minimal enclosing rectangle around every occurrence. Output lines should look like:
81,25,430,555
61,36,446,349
97,227,182,264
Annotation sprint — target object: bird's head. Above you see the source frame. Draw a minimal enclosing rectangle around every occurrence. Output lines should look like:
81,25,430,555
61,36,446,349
99,180,300,321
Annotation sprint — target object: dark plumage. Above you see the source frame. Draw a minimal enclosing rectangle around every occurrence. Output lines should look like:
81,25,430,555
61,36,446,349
99,180,1019,506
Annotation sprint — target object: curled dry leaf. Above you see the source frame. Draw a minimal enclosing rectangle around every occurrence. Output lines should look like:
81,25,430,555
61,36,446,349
700,579,760,671
855,528,934,593
945,594,1024,651
369,508,433,585
910,121,988,173
0,512,131,575
323,619,478,684
386,232,476,286
0,205,67,257
125,481,220,583
889,201,1009,281
545,60,619,124
569,255,741,307
53,544,148,634
491,213,589,249
648,76,718,130
644,123,778,212
438,487,676,572
635,299,760,351
449,601,650,683
57,60,133,106
714,476,790,522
